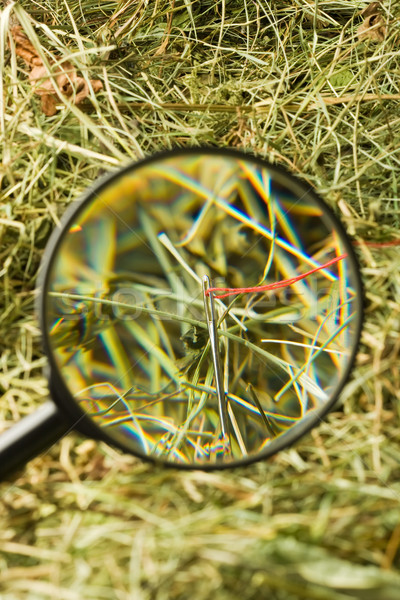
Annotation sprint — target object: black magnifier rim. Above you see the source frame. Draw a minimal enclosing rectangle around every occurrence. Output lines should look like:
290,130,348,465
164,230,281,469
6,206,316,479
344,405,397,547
37,147,364,471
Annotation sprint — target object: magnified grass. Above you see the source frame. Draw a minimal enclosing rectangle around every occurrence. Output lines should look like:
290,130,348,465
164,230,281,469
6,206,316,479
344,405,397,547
44,154,360,465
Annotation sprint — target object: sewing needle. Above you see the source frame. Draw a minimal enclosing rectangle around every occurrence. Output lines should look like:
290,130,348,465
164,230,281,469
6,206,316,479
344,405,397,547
202,275,230,441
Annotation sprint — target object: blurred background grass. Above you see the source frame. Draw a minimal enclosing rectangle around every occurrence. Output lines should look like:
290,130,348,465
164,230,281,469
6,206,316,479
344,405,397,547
1,1,400,598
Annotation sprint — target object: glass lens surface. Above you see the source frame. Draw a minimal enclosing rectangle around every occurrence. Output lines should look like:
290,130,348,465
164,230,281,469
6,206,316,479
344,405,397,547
43,151,362,466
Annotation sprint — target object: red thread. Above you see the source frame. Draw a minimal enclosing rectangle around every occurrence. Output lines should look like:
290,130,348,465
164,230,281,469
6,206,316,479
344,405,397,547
206,254,348,299
354,239,400,248
205,237,400,299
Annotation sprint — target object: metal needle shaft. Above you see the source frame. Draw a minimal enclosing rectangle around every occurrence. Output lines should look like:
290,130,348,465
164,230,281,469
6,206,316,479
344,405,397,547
202,275,230,439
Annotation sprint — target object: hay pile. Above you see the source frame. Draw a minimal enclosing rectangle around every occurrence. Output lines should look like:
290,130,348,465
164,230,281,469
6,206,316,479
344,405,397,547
1,1,399,598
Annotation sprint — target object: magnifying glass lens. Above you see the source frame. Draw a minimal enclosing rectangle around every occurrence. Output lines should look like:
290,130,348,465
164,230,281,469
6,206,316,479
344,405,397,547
41,150,362,468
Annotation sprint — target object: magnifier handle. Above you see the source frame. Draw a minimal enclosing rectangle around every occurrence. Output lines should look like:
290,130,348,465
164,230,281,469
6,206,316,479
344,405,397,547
0,401,68,480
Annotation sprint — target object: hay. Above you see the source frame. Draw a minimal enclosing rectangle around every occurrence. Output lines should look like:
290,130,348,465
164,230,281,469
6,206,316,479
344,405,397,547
1,1,400,598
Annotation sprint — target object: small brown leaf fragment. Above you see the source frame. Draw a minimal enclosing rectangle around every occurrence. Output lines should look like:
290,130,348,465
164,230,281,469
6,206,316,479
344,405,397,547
361,2,382,18
358,12,387,42
10,26,42,66
357,2,387,42
40,94,58,117
10,26,103,116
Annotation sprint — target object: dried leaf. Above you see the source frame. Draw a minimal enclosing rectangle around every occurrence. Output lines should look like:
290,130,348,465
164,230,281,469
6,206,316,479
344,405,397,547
361,2,382,18
358,12,387,42
10,26,42,66
357,2,386,42
10,26,103,116
40,94,58,117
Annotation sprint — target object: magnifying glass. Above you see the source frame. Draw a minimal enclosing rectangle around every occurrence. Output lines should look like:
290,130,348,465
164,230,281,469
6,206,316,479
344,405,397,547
0,148,363,478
